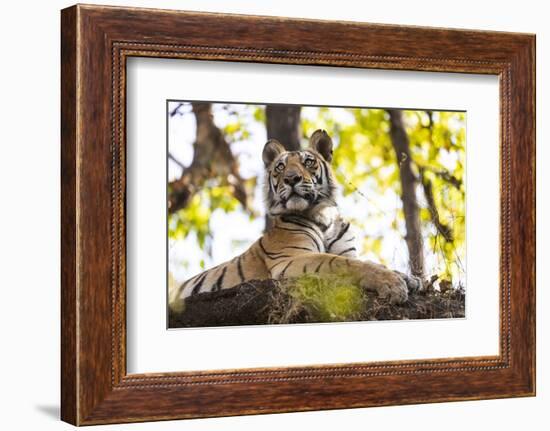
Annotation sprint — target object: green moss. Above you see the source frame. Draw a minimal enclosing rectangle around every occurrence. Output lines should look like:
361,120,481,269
284,273,366,322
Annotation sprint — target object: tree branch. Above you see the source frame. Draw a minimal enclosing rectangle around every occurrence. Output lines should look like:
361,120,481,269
419,110,458,243
168,152,186,170
169,102,186,117
417,164,462,190
168,103,248,214
420,168,454,243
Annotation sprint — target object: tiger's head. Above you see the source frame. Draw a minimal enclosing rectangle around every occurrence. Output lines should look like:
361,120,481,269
262,129,339,227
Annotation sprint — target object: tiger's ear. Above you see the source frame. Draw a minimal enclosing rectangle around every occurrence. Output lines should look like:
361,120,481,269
308,129,333,162
262,139,286,167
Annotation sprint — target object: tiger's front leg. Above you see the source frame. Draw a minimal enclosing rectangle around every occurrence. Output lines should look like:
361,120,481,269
269,253,408,304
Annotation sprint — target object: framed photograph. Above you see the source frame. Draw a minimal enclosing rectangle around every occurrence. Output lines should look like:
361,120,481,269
61,4,535,425
165,101,466,329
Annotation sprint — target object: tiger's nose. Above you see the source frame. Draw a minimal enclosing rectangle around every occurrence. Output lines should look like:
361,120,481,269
284,174,303,186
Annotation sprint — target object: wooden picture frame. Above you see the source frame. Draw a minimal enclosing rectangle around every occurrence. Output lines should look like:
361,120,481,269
61,4,535,425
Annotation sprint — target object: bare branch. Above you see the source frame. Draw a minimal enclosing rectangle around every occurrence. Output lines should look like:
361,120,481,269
420,168,453,243
168,152,186,170
169,102,186,117
418,164,462,190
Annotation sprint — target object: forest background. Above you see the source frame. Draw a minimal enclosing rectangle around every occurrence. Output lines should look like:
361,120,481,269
167,102,466,292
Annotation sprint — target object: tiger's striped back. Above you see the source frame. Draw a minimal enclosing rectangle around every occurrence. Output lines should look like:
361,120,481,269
173,212,357,300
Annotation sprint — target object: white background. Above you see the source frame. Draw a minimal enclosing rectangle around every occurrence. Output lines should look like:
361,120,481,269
0,0,546,430
127,59,499,373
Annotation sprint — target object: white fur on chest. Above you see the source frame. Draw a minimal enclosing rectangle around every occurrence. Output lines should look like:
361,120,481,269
319,209,357,257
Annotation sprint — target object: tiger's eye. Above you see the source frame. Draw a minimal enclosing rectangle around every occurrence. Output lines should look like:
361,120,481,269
304,158,315,168
275,162,285,172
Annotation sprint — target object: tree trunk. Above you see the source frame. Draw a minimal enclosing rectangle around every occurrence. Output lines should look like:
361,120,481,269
265,105,301,150
388,109,425,278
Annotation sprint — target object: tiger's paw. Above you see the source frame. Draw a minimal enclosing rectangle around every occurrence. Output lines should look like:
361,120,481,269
362,272,408,304
394,271,423,293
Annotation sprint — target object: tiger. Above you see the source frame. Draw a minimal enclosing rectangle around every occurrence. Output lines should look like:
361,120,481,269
170,129,419,309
